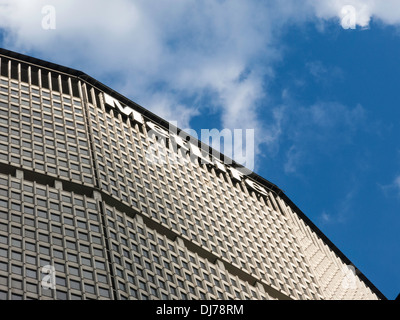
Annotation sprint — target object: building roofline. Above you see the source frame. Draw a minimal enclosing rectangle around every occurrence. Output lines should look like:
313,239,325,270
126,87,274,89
0,47,387,300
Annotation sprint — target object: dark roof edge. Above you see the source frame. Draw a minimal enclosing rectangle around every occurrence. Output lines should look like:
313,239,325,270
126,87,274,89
0,47,387,300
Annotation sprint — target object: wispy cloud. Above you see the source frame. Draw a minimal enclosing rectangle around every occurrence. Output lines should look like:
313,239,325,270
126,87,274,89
306,61,329,78
319,211,333,225
1,0,400,170
284,145,303,175
0,0,288,159
317,185,358,226
306,61,344,84
282,101,366,174
394,176,400,196
380,175,400,199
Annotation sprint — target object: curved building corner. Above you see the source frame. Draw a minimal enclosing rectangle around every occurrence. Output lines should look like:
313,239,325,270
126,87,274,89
0,48,386,300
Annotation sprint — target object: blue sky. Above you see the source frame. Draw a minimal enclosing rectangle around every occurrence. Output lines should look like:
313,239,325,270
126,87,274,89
0,0,399,299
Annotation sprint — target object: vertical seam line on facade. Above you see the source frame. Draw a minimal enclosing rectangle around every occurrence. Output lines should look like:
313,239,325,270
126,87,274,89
0,162,290,300
80,82,119,299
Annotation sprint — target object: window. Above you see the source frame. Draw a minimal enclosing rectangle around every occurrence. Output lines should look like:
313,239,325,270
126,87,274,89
70,280,81,290
99,288,110,298
84,284,95,294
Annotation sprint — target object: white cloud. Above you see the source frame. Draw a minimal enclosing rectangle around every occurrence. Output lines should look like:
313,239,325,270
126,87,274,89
1,0,400,171
0,0,289,165
307,0,400,27
136,91,200,129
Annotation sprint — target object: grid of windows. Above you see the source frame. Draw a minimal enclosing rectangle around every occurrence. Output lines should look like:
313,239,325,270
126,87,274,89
0,173,111,300
86,90,323,299
0,172,276,300
0,72,93,186
103,204,276,300
0,54,382,300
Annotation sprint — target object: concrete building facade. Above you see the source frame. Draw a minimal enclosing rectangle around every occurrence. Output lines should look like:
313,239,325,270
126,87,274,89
0,48,385,300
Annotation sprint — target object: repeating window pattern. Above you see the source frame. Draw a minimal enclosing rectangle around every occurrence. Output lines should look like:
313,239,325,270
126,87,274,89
282,202,378,300
103,204,276,300
0,173,111,300
0,172,276,300
86,90,324,300
0,55,382,300
0,70,94,186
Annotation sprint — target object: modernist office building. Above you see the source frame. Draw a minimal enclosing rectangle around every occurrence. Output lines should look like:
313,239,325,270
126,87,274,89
0,48,385,300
